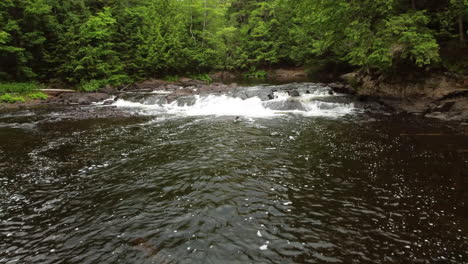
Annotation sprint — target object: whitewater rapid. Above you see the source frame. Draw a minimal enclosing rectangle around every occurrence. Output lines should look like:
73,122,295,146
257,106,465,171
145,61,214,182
112,87,357,118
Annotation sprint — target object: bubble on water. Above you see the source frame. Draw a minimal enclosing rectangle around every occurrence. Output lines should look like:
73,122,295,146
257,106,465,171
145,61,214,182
260,245,268,250
257,231,262,237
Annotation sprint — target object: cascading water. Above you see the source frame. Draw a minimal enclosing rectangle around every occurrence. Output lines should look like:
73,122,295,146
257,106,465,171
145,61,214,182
111,84,357,118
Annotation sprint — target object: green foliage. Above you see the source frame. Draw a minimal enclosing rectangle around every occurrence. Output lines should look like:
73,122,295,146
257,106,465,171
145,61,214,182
244,70,268,79
0,82,39,94
80,79,107,92
164,75,180,82
0,0,467,84
0,93,26,103
0,82,46,103
27,91,48,100
190,73,212,83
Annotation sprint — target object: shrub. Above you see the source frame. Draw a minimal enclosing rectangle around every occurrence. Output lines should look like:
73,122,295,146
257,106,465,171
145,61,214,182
0,94,26,103
27,92,48,100
80,79,107,92
164,75,180,82
244,70,268,79
190,73,213,83
0,83,39,94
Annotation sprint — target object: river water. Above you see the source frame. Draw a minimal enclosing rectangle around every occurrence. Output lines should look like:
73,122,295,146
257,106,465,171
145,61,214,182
1,83,467,263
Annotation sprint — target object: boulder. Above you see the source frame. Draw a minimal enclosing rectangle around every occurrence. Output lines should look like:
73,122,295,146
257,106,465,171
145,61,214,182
135,79,168,90
328,83,356,95
287,90,301,97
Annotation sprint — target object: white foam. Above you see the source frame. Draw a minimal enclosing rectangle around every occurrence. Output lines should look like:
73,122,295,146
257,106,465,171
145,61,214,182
113,93,355,118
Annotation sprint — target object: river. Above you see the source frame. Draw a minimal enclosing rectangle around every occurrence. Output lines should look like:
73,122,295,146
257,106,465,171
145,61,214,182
1,83,467,263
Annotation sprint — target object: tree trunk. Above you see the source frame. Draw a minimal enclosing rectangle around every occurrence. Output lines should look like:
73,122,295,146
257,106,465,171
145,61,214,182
411,0,416,9
459,14,465,45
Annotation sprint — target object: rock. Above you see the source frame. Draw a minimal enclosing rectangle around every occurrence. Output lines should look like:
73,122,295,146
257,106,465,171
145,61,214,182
287,90,300,97
173,88,195,96
231,87,274,101
50,92,111,105
328,90,334,95
357,95,369,102
274,68,308,82
328,82,356,95
99,85,117,94
165,95,178,104
340,72,358,84
434,101,456,112
198,83,230,94
210,71,238,81
78,97,91,105
264,99,306,111
135,79,168,90
177,78,207,87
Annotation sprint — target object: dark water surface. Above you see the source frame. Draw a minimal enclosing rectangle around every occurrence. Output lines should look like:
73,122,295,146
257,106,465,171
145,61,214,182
1,86,468,263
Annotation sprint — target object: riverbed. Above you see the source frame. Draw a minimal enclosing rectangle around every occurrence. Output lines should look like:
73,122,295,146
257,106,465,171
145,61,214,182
1,83,467,263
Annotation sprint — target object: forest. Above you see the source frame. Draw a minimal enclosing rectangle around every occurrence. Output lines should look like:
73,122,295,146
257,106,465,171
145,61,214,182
0,0,467,91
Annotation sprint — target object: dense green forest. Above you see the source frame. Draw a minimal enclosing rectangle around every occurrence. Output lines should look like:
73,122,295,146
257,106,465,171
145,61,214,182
0,0,467,90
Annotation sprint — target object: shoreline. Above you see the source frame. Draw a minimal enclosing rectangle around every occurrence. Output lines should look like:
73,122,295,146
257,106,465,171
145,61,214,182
1,68,467,125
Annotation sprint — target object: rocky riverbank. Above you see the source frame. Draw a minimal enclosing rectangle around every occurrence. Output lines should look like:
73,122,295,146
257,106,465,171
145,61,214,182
335,71,468,122
2,69,468,124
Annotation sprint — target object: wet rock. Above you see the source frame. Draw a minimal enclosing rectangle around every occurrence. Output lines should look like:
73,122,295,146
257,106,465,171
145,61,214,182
173,88,195,96
51,92,111,105
177,96,197,106
265,99,306,111
165,95,178,104
287,90,300,97
198,83,231,94
328,83,356,95
231,87,274,101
